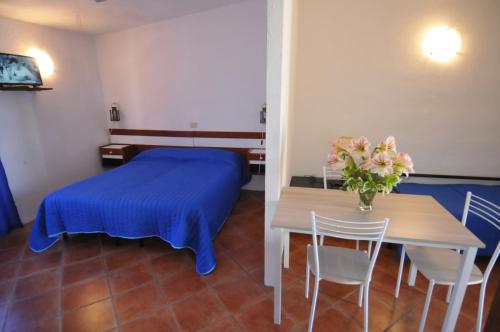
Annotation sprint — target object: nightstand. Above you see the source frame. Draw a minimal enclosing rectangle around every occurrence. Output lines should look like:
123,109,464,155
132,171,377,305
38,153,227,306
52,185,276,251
248,148,265,175
99,144,137,168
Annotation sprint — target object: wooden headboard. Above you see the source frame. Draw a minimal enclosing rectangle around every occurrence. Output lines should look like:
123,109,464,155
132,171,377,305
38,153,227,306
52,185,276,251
109,129,265,139
108,128,266,161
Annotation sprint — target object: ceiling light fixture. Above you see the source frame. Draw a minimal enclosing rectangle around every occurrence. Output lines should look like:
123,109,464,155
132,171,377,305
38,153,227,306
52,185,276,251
422,26,462,63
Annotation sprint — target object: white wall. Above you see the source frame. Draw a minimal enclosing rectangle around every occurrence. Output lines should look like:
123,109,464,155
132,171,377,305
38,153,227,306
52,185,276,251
95,0,266,132
0,16,108,222
289,0,500,178
264,0,296,287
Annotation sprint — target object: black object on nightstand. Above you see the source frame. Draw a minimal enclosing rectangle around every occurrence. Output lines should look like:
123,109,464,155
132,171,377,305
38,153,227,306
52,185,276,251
290,175,401,193
99,144,137,168
290,176,343,189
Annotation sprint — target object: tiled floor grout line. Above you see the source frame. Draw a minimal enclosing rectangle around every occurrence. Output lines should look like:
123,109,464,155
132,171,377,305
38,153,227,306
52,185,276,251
90,243,214,331
221,247,335,329
382,302,420,332
205,264,265,331
1,238,30,332
100,237,122,332
62,295,113,316
144,252,184,331
58,259,63,332
2,246,67,332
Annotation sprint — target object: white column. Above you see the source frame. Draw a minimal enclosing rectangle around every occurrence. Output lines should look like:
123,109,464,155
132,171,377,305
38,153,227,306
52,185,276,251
264,0,296,287
265,0,297,325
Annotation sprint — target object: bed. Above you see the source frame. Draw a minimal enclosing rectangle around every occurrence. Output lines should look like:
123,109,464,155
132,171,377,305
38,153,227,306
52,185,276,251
29,147,250,274
398,183,500,256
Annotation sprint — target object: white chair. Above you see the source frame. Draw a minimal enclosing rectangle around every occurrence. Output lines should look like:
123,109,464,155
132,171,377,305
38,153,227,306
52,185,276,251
282,166,345,269
322,165,342,190
305,211,389,332
394,192,500,332
322,166,369,252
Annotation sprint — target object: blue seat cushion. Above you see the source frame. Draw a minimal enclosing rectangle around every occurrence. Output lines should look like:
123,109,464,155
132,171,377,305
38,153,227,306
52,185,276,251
397,183,500,256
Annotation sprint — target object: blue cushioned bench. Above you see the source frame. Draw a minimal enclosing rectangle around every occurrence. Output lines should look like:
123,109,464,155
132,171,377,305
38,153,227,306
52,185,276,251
397,183,500,256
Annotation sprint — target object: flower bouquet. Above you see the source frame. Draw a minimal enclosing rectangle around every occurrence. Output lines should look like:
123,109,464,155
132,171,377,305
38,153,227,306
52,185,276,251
328,136,414,211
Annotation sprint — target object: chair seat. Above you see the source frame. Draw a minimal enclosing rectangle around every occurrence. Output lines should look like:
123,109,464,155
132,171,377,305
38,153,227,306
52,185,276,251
405,245,484,285
307,245,370,285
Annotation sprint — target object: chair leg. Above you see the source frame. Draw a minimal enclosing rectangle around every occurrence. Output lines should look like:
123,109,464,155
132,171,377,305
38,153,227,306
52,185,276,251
356,240,359,250
283,231,290,269
319,235,325,246
363,283,369,332
418,279,435,332
358,285,363,307
408,262,417,286
476,282,487,332
446,285,453,303
307,278,320,332
305,259,310,299
395,246,406,298
367,241,373,257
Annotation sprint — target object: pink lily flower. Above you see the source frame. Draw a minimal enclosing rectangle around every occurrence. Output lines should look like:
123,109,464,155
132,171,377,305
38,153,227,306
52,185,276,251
332,136,353,156
327,153,345,170
392,152,415,176
348,136,371,165
370,153,394,177
376,136,397,157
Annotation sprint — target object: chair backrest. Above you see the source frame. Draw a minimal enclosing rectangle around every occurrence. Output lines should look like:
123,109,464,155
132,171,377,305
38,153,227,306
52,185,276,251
310,211,389,284
461,192,500,285
483,241,500,287
322,166,342,190
462,191,500,230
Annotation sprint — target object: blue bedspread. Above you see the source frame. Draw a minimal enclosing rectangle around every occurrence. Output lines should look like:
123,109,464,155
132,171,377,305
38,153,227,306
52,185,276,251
30,148,250,274
398,183,500,256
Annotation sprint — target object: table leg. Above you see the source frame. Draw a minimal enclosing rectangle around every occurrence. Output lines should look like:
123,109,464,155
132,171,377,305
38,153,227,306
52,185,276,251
283,230,290,269
441,246,477,332
274,229,284,324
408,262,417,286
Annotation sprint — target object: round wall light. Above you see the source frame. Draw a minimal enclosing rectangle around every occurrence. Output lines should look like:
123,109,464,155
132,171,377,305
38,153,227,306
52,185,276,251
27,48,55,77
422,26,462,62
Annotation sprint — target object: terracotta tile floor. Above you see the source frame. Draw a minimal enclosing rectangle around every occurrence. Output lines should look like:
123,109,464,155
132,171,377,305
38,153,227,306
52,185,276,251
0,190,498,331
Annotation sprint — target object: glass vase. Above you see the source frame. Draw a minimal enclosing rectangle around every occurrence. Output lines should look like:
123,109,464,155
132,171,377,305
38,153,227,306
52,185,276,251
358,190,376,211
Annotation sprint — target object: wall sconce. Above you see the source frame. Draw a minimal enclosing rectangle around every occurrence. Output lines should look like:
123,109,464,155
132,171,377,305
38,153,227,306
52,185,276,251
109,102,120,122
27,48,54,77
260,104,266,124
422,26,462,62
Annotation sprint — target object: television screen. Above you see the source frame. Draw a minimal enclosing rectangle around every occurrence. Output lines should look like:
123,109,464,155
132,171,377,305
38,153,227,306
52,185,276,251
0,53,43,86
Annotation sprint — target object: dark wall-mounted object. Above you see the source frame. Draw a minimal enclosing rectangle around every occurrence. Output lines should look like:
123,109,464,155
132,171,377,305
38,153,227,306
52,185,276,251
260,104,266,124
109,103,120,122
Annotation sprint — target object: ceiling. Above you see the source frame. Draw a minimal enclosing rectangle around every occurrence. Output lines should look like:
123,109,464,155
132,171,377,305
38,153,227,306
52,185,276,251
0,0,249,34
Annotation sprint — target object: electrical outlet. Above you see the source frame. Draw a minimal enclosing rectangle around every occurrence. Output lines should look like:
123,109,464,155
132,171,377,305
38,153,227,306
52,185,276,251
189,122,198,129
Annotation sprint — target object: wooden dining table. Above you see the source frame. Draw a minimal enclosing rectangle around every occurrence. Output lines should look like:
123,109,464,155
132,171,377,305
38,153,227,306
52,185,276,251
270,186,485,332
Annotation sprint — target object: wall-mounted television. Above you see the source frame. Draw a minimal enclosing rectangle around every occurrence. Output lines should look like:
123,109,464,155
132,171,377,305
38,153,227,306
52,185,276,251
0,52,43,86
